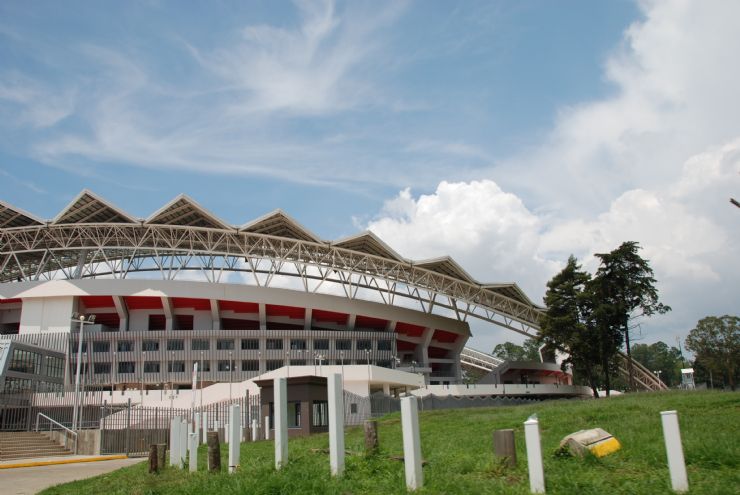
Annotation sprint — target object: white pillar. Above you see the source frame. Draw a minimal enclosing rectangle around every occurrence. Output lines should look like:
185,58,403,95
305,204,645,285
328,373,345,476
228,404,241,473
524,415,545,494
194,413,201,445
274,377,288,469
188,432,198,472
661,410,689,493
265,415,270,440
201,412,208,445
401,396,423,491
179,419,188,466
252,418,259,442
225,422,230,444
169,416,181,467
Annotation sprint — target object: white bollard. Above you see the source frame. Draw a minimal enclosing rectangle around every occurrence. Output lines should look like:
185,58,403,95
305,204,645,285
179,419,188,466
661,411,689,493
252,418,259,442
265,415,270,440
524,415,545,494
194,413,201,445
225,422,230,444
274,377,288,469
188,432,198,472
328,373,345,476
201,412,208,445
401,396,423,491
169,416,181,467
228,404,241,474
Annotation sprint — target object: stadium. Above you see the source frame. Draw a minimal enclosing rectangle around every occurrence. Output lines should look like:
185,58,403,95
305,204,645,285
0,190,663,402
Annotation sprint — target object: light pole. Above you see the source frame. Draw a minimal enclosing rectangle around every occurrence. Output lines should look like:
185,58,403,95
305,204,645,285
340,350,345,387
141,350,146,405
365,348,371,378
229,351,233,403
317,354,325,376
200,351,204,411
71,313,95,432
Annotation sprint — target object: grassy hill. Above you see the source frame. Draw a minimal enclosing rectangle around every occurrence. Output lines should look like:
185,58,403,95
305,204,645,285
41,391,739,495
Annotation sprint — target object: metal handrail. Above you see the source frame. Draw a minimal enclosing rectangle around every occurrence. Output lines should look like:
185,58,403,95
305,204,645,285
35,412,78,454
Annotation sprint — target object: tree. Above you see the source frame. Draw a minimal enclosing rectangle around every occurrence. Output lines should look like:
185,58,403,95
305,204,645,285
630,342,682,387
685,315,740,390
492,339,541,361
539,255,602,398
591,241,671,391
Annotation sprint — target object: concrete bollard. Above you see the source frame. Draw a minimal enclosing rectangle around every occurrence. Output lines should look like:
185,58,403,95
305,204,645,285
493,429,517,467
401,396,423,491
252,418,259,442
149,444,158,473
169,416,181,467
179,419,188,467
524,415,545,494
228,404,241,474
194,413,201,445
156,443,167,469
201,412,208,445
661,411,689,493
207,431,221,472
364,420,379,454
225,422,230,444
265,415,270,440
274,377,288,469
189,432,198,472
328,373,345,476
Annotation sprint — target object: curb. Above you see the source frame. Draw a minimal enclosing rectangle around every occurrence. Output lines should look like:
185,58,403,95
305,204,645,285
0,455,129,469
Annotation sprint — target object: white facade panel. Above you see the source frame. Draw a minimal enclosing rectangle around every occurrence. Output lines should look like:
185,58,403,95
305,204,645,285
19,296,75,334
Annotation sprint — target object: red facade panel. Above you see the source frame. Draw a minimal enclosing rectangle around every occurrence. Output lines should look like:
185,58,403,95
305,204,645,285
79,296,115,309
172,297,211,311
355,315,387,329
312,309,348,325
432,329,458,343
0,298,21,305
221,318,260,330
395,322,425,337
219,300,259,313
125,296,163,310
266,304,305,319
90,312,120,328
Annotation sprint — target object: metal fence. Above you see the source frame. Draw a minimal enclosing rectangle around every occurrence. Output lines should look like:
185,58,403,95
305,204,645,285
0,385,107,431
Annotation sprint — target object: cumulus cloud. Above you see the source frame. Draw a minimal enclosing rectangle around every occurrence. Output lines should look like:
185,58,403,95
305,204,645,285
368,1,740,350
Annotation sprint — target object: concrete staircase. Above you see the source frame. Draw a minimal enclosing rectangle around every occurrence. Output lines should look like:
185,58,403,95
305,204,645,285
0,431,74,461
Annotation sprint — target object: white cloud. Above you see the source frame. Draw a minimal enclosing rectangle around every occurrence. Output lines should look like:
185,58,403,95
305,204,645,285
368,1,740,351
0,73,75,128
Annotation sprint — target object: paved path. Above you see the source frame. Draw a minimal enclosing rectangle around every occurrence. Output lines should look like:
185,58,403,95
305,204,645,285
0,457,144,494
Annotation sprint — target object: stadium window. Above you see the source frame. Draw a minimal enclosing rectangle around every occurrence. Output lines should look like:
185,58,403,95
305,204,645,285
118,361,135,374
350,403,358,414
241,339,259,350
377,339,392,351
200,360,211,372
167,339,184,351
144,361,160,373
217,360,232,372
142,340,159,352
216,339,235,350
148,314,166,331
357,340,372,351
288,402,301,428
117,340,133,352
266,360,282,371
335,339,351,350
168,361,185,373
265,339,283,350
313,339,329,350
45,356,64,378
241,360,259,371
92,341,110,353
192,339,210,351
290,339,306,350
94,362,111,374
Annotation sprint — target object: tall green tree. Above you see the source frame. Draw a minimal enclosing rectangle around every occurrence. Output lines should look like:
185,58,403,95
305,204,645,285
539,255,602,398
685,315,740,390
591,241,671,391
630,342,683,387
492,338,541,361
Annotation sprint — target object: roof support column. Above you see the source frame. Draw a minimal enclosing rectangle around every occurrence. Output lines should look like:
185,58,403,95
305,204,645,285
259,303,266,331
161,297,174,331
347,314,356,332
417,328,434,367
113,296,128,332
304,308,312,331
451,334,469,383
210,299,220,330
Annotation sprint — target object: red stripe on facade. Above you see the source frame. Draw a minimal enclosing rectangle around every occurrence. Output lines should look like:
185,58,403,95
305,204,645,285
0,298,21,304
355,315,387,329
172,297,211,311
124,296,163,310
266,304,305,319
219,300,259,313
395,322,425,337
79,296,115,309
432,329,458,343
312,309,348,324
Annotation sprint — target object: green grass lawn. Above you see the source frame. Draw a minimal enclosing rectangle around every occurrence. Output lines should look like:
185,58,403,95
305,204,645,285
40,391,739,495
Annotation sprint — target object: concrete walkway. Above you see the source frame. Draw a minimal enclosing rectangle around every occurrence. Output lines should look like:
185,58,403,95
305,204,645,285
0,456,144,494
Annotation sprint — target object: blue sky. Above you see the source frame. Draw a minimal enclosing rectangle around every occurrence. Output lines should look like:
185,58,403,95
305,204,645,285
1,0,739,351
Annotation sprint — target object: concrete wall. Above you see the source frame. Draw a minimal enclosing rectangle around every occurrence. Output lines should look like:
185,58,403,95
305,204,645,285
19,297,76,334
45,429,101,455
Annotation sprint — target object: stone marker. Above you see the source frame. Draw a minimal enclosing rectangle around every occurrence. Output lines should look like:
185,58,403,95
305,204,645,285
194,413,201,445
149,444,158,473
228,404,240,473
156,443,167,469
169,416,181,467
524,415,545,494
189,432,198,472
493,429,516,467
328,373,345,476
364,420,379,453
661,410,688,493
179,419,188,466
274,377,288,469
265,415,270,440
252,418,259,442
201,412,208,445
207,431,221,472
559,428,620,458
